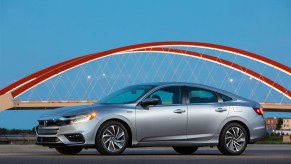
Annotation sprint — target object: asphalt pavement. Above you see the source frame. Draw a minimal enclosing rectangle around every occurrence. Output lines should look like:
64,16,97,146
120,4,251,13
0,144,290,164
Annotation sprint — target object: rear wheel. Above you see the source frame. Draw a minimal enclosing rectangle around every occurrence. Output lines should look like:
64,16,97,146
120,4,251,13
55,147,83,155
96,121,129,155
217,123,248,155
172,146,198,155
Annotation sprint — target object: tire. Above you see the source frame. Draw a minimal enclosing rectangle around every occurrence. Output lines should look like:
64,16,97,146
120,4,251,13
173,146,198,155
96,121,129,155
217,123,248,155
55,147,83,155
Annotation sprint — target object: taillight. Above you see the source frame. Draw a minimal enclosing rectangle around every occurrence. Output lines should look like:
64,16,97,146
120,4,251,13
253,107,263,115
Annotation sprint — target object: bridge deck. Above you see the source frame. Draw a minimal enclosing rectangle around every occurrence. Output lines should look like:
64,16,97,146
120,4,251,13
8,100,291,112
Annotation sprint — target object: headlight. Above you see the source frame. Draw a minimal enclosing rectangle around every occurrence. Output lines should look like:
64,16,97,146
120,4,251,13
61,112,97,124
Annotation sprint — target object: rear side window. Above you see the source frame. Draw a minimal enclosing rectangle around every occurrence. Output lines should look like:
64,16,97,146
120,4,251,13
188,87,218,103
220,94,233,102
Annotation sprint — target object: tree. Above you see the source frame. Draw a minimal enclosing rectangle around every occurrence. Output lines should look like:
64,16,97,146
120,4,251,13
276,118,283,130
0,127,34,134
0,128,8,134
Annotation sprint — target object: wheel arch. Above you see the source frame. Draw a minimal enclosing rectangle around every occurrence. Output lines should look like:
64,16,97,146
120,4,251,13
222,120,251,144
96,118,133,147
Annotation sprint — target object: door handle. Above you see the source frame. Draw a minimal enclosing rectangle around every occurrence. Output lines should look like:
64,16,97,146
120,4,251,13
173,109,186,114
215,107,227,112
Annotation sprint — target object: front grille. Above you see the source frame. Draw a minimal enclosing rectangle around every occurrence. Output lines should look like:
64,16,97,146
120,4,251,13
38,120,70,126
37,126,59,135
37,137,60,143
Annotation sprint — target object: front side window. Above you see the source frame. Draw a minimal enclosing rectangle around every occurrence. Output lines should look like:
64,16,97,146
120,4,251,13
188,87,218,104
98,85,155,104
147,86,182,105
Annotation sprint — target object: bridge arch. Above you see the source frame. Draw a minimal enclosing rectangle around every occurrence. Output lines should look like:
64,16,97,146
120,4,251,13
0,41,290,101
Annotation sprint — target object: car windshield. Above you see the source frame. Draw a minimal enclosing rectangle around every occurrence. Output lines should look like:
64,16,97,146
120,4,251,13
98,85,155,104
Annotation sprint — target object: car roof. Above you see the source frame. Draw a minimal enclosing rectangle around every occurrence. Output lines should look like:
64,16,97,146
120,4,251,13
134,82,250,101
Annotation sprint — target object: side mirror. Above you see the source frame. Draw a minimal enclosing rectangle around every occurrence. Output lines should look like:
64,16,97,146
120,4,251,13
139,98,159,107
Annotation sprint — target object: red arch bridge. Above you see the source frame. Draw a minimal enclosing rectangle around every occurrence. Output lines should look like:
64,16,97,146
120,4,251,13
0,41,290,111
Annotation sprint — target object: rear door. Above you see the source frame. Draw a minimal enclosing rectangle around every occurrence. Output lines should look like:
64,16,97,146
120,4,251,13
186,86,230,141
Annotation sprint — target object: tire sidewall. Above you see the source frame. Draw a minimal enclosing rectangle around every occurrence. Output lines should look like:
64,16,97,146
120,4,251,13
96,121,129,155
172,146,198,155
219,123,248,155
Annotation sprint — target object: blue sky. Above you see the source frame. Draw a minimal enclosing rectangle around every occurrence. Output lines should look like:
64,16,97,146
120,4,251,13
0,0,291,129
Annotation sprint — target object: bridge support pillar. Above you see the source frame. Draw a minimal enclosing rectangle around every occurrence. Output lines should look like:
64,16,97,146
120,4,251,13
0,93,13,111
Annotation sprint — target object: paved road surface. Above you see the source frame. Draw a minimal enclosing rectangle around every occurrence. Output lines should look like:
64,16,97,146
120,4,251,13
0,144,290,164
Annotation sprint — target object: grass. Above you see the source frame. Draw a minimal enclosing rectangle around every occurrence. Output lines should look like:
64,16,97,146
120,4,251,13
256,135,291,144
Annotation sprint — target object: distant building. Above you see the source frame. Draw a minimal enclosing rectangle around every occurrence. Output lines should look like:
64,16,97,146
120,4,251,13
282,119,291,130
265,118,278,131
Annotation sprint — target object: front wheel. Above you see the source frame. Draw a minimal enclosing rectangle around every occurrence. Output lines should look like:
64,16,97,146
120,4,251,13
55,147,83,155
217,123,248,155
173,146,198,154
96,121,129,155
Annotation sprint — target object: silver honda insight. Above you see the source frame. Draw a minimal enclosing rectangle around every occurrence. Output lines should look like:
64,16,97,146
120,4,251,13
36,82,266,155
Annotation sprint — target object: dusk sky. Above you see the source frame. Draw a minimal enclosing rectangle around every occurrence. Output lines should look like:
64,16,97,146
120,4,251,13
0,0,291,129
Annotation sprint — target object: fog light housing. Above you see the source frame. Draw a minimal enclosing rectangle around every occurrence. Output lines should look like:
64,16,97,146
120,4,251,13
65,134,85,143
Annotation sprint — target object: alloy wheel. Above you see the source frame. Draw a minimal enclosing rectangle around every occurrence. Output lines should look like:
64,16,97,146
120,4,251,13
225,127,246,152
102,125,126,153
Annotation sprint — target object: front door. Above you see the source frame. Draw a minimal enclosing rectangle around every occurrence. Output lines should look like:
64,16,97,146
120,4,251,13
136,86,187,142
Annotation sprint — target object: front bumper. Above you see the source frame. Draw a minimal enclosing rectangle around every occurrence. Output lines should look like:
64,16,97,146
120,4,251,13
36,119,98,147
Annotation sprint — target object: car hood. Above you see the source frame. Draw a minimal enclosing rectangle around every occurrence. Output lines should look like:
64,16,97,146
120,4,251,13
39,103,135,120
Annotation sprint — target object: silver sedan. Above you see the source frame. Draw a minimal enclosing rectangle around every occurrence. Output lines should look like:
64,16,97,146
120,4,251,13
36,82,266,155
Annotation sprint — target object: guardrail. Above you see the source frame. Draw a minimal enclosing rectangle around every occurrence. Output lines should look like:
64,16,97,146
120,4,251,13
0,134,36,144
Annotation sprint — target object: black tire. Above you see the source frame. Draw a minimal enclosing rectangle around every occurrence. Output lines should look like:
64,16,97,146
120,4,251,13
217,123,248,155
96,121,129,155
55,147,83,155
173,146,198,155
